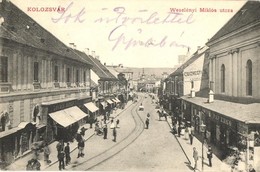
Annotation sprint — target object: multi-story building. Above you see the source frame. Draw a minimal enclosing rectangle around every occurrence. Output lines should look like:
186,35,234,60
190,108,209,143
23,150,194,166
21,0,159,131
181,2,260,171
0,0,93,166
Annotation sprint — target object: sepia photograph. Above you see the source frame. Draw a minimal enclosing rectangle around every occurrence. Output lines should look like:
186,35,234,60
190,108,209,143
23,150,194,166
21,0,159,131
0,0,259,171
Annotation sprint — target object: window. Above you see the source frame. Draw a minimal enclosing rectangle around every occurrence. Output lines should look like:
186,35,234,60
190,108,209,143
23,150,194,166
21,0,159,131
76,69,79,83
54,65,58,82
83,71,86,83
34,62,39,82
246,60,252,96
220,64,225,92
66,67,70,82
0,57,8,82
191,81,194,89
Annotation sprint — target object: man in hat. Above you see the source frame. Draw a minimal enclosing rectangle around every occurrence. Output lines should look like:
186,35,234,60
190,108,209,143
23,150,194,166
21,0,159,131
207,146,213,167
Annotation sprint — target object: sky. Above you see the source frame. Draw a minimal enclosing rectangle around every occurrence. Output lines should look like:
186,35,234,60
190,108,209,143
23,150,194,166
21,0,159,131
11,0,246,68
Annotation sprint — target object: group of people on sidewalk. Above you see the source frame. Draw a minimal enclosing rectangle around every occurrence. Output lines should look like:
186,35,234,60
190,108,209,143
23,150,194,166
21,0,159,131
55,140,72,171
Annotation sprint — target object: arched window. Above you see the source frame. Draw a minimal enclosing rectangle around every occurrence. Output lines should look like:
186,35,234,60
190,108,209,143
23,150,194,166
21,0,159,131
246,60,252,96
221,64,225,93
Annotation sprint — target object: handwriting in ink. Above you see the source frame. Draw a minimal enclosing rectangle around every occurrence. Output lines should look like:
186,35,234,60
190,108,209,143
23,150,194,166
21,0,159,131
95,7,195,25
52,2,86,23
108,25,190,51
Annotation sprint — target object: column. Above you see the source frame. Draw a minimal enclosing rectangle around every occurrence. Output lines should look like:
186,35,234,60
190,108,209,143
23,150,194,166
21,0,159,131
12,54,18,90
212,57,216,93
27,56,32,90
23,56,28,90
8,54,13,86
17,54,22,90
233,50,238,97
229,52,233,96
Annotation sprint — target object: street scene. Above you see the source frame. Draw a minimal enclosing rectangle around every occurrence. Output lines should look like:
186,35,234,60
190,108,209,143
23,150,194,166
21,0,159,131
0,0,260,172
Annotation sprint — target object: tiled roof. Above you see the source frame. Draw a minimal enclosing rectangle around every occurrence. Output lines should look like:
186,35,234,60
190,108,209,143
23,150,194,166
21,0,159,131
87,55,118,81
182,96,260,124
208,1,259,43
0,0,91,65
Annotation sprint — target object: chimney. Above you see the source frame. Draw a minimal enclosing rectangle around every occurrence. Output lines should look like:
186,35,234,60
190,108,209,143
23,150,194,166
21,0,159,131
96,56,99,60
69,43,76,49
197,46,201,51
84,48,89,55
208,90,214,103
104,62,106,66
91,51,95,57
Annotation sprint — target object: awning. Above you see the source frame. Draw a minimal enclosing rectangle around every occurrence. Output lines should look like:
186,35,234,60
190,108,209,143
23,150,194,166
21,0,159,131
49,106,88,127
112,99,117,103
84,102,99,113
64,107,88,121
106,99,114,104
100,102,107,108
115,98,120,103
115,98,121,103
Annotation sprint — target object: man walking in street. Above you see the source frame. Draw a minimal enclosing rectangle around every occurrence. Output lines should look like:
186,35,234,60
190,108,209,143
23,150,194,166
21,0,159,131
43,143,51,164
57,150,65,170
103,123,108,139
145,117,149,129
77,139,85,158
207,146,213,167
113,127,117,142
64,142,71,166
193,147,199,171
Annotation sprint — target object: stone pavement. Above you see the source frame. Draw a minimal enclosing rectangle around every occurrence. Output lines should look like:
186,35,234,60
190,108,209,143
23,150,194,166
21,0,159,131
166,116,232,172
4,101,133,171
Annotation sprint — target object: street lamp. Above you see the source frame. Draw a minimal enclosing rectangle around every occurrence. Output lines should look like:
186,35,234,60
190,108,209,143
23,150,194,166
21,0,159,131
200,122,206,172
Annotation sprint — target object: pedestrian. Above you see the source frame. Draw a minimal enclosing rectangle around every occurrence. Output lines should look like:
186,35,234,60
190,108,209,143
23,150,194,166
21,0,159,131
80,127,87,136
207,146,213,167
178,125,181,137
31,158,41,171
249,164,256,172
56,140,64,153
113,127,117,142
190,126,194,145
145,117,149,129
185,126,189,140
116,119,120,128
77,139,85,158
57,150,65,170
103,124,108,139
193,147,199,170
64,142,71,166
43,143,51,164
26,159,34,170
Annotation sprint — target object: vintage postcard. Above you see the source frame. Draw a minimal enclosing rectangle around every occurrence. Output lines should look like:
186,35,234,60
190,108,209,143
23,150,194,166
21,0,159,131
0,0,259,172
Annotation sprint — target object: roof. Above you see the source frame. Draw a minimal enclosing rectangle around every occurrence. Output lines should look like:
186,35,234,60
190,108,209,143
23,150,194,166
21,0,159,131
0,0,91,65
87,55,118,81
182,96,260,124
169,46,208,77
208,1,259,43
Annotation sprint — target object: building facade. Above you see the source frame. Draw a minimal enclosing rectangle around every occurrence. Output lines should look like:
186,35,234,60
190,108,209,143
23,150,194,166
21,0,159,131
0,0,92,166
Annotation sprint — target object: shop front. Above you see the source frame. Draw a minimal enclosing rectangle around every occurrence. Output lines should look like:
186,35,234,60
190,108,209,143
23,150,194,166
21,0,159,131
83,102,99,127
0,122,36,167
41,98,88,143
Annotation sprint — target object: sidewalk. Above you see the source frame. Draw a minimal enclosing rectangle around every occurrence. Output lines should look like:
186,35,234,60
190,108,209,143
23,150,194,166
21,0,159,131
166,116,232,172
5,101,133,171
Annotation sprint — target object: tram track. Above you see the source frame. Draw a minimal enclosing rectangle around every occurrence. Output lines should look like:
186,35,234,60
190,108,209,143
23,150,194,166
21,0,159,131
67,95,146,171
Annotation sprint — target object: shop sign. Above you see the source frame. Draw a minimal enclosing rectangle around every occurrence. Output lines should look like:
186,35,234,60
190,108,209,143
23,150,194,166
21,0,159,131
211,113,233,127
184,70,202,76
49,101,75,112
237,122,248,136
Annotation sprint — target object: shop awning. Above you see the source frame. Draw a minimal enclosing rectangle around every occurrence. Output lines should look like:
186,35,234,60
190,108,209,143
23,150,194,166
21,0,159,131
106,99,114,104
112,99,117,103
49,106,88,127
115,98,121,103
64,106,88,121
84,102,99,113
49,111,76,127
100,102,107,108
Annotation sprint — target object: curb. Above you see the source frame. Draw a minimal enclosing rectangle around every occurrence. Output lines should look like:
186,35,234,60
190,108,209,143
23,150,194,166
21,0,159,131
165,118,191,164
44,101,134,170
